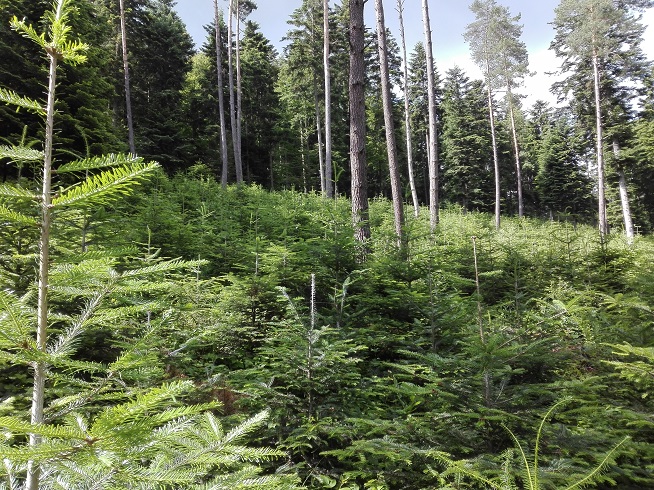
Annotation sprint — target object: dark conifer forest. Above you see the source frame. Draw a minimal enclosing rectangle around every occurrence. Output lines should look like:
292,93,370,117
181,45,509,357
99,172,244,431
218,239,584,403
0,0,653,488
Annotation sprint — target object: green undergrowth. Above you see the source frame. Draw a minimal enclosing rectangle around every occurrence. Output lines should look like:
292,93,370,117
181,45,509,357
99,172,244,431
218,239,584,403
111,171,653,489
2,168,653,488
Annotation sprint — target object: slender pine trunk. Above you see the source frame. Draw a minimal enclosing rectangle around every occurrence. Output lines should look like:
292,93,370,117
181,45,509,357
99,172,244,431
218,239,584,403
507,89,523,218
422,0,439,231
613,139,634,242
119,0,135,154
313,75,326,195
235,5,243,183
323,0,334,198
486,79,501,230
398,0,419,218
592,50,608,237
375,0,403,245
227,0,241,184
214,0,229,187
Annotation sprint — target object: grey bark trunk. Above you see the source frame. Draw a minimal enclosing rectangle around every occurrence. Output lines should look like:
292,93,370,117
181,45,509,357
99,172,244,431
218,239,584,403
227,1,242,184
592,50,608,237
507,90,523,218
214,0,229,187
323,0,334,198
235,5,243,183
119,0,135,154
486,79,501,230
349,0,370,246
313,77,326,195
422,0,439,232
375,0,404,244
613,139,634,242
398,0,420,218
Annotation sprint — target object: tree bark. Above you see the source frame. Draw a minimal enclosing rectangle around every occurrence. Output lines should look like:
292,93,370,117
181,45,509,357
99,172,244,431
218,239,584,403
235,3,243,183
323,0,334,198
227,0,242,184
119,0,135,154
349,0,370,246
214,0,229,187
313,75,326,195
613,139,634,242
486,79,501,230
592,49,608,237
507,89,523,218
398,0,419,218
422,0,439,231
376,0,404,245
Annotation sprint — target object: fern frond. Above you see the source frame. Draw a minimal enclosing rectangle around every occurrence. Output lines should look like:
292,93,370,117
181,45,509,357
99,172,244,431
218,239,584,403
0,183,38,200
52,162,159,208
562,437,629,490
0,205,37,226
0,145,43,162
56,153,142,174
0,88,44,114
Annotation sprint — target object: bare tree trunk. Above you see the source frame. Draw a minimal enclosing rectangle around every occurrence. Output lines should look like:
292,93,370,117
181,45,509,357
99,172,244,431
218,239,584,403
592,49,608,237
422,0,439,232
613,139,634,242
486,79,501,230
375,0,403,245
313,77,326,195
507,89,523,218
397,0,419,218
235,3,243,183
214,0,229,187
119,0,135,154
349,0,370,246
323,0,334,198
227,0,242,184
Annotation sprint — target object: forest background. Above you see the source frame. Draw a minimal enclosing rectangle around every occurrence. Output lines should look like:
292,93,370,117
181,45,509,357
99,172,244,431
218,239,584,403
0,0,654,488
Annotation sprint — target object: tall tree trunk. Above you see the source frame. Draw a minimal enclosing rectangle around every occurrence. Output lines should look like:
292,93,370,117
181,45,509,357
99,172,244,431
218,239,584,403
486,77,501,230
507,89,523,218
235,3,243,183
313,75,326,195
592,49,608,237
323,0,333,198
214,0,229,187
375,0,403,245
422,0,439,231
397,0,419,218
227,0,242,184
119,0,135,154
349,0,370,246
613,139,634,242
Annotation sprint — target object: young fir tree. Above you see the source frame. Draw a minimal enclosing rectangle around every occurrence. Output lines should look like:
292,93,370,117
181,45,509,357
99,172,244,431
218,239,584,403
0,2,300,488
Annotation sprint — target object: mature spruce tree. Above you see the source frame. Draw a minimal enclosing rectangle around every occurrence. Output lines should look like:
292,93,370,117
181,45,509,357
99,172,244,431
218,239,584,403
536,119,594,221
127,0,194,172
441,67,494,212
240,21,279,185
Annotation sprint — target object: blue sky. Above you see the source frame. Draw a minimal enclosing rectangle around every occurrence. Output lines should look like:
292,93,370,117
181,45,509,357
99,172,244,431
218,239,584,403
174,1,653,107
